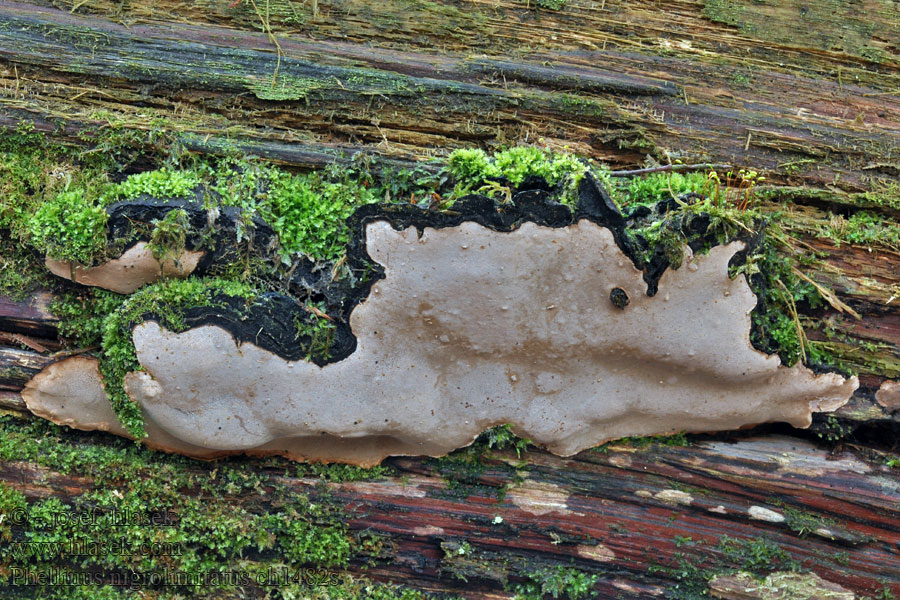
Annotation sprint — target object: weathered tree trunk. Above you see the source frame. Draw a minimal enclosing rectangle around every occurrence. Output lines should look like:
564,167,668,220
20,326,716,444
1,0,899,597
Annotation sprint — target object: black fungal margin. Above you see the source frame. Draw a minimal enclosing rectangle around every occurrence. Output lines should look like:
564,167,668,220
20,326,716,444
107,173,759,366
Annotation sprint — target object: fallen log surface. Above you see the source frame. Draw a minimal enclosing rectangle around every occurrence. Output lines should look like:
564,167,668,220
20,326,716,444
2,0,900,597
0,0,899,191
0,426,897,598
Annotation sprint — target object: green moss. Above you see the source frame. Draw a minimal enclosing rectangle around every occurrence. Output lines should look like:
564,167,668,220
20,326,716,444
376,161,447,206
480,424,531,458
650,535,800,599
0,418,347,598
595,432,691,453
768,500,838,538
618,171,708,207
512,565,598,600
28,189,109,265
860,181,900,211
111,168,201,202
449,146,586,188
0,139,54,239
447,146,588,205
716,536,796,572
0,413,459,599
740,234,821,367
618,171,855,374
628,194,756,268
147,207,190,262
736,222,853,370
0,125,118,267
810,341,900,379
815,414,851,444
295,463,393,482
429,425,530,501
51,289,125,348
533,0,568,9
295,303,338,362
0,237,50,301
192,157,385,263
447,148,498,182
824,211,900,251
264,170,379,262
203,156,271,210
250,75,326,101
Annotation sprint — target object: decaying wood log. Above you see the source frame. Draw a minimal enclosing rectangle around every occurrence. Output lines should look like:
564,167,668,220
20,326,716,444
0,0,899,192
2,0,900,597
5,219,897,425
0,292,57,339
0,345,54,391
0,428,897,598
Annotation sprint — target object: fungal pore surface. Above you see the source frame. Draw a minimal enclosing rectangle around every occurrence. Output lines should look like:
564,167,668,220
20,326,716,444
23,216,858,466
46,241,203,294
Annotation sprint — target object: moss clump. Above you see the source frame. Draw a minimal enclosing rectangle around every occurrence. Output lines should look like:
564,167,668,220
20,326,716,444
627,193,756,268
447,146,589,204
448,146,587,187
738,221,855,371
651,535,800,599
264,170,379,262
619,175,849,372
716,536,796,572
111,167,201,202
429,425,530,502
618,171,708,207
0,237,51,301
51,289,125,348
447,148,496,182
147,207,190,262
100,277,259,438
295,462,393,482
28,189,109,265
0,415,378,599
594,432,691,453
0,124,110,242
0,143,54,238
824,210,900,251
511,566,598,600
193,157,383,263
735,229,820,368
14,166,202,268
0,413,458,599
295,302,338,361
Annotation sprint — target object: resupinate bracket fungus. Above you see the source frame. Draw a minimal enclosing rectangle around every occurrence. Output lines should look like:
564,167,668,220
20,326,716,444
46,241,204,294
875,380,900,412
22,191,859,465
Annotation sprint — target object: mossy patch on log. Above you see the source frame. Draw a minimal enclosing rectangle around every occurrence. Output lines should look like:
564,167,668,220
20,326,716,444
0,413,443,600
0,130,892,445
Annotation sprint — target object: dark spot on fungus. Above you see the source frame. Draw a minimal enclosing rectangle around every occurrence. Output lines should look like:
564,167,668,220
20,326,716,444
610,287,629,310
